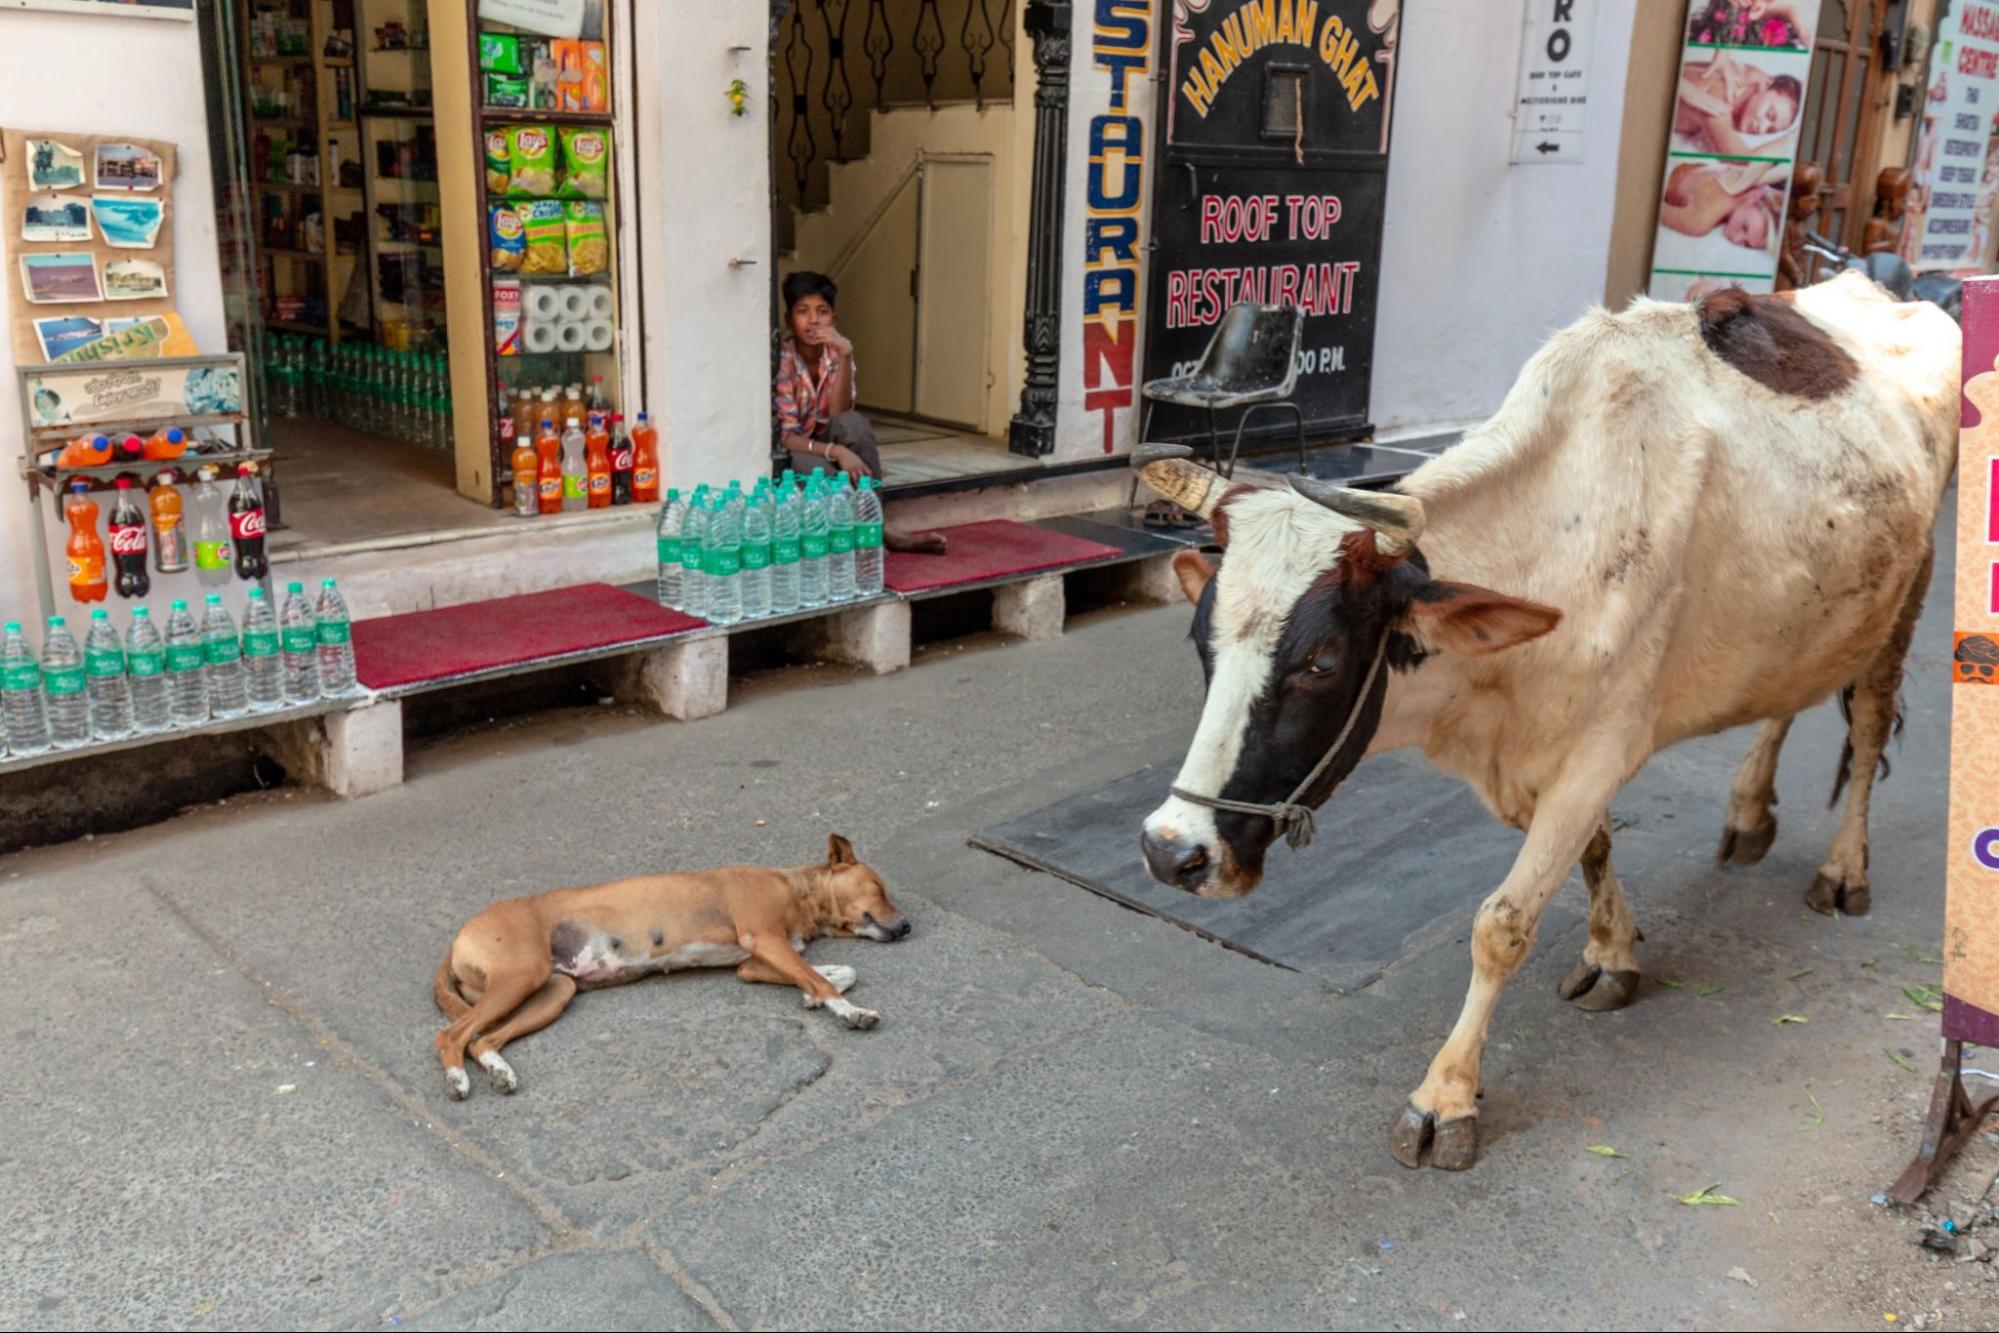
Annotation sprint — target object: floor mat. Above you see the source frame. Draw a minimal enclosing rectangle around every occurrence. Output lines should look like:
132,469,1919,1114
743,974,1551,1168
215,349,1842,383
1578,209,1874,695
353,583,704,690
972,751,1522,990
886,519,1123,596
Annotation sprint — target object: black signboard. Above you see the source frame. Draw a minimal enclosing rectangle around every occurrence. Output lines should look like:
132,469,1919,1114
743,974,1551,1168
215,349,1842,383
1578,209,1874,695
1143,0,1401,448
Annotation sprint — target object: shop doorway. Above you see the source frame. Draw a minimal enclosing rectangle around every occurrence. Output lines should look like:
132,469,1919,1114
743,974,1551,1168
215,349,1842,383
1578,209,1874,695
1795,0,1892,250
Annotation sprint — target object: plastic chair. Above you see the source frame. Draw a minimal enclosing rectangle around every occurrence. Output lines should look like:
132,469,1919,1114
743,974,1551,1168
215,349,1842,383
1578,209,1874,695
1139,302,1307,479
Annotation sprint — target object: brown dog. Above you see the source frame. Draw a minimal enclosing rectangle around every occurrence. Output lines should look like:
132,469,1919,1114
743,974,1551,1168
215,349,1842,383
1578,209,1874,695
433,833,910,1098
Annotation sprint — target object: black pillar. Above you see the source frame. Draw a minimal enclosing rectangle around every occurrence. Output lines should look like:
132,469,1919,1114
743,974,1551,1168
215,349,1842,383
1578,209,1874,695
1008,2,1072,458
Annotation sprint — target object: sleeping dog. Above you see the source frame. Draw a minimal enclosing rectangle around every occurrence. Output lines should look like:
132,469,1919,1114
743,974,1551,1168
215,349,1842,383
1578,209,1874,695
434,833,909,1098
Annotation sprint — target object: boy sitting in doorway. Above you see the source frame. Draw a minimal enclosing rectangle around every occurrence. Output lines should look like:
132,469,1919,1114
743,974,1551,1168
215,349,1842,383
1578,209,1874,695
775,271,947,554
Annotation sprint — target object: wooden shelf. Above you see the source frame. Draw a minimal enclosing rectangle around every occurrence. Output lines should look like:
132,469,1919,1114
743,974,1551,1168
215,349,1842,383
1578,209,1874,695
359,105,435,119
252,54,314,65
479,107,614,126
268,318,332,336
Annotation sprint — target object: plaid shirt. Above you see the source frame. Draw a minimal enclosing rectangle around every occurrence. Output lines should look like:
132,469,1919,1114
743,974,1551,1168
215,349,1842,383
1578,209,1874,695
773,340,855,440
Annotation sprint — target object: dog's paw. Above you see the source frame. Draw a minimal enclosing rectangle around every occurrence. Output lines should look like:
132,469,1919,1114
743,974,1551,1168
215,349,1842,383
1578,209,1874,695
445,1066,471,1100
814,963,858,994
478,1050,518,1094
826,996,880,1030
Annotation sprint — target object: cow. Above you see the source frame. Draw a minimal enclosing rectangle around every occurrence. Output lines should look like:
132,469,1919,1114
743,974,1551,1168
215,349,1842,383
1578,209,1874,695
1134,272,1959,1171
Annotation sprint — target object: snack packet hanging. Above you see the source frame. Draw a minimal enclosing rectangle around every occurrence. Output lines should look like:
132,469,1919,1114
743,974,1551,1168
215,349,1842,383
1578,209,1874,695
565,200,608,276
559,126,610,199
506,124,558,197
520,199,568,274
485,129,511,194
479,32,524,75
489,203,526,272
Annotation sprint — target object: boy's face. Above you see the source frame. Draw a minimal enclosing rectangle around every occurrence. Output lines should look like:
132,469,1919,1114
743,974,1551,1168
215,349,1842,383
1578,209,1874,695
790,293,837,344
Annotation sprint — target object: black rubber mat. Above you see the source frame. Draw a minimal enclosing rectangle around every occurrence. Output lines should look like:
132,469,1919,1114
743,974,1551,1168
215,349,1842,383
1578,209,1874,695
972,751,1520,991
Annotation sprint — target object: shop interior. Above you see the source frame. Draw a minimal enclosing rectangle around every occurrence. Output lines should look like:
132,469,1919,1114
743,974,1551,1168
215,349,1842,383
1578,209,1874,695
219,0,627,551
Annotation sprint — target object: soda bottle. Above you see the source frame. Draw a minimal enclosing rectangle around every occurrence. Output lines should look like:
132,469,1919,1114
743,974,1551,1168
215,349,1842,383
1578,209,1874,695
64,482,108,605
511,427,539,518
200,593,247,717
535,418,563,515
854,475,885,596
681,489,710,619
1,622,51,756
241,586,284,712
280,581,320,704
164,598,208,724
513,386,538,442
655,487,685,608
585,417,611,509
315,577,358,696
143,427,189,461
83,608,132,740
608,415,634,506
770,484,801,614
114,434,146,463
630,411,660,503
740,492,772,621
108,477,151,600
150,470,188,574
560,417,588,512
230,462,269,581
191,466,233,589
58,434,112,468
588,373,610,425
564,383,585,429
125,606,169,735
825,473,856,604
706,495,741,626
798,476,829,609
41,616,88,748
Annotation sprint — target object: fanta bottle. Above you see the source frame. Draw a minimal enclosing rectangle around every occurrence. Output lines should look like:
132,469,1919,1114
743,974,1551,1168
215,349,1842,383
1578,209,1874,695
511,430,539,518
64,482,108,604
144,427,189,461
630,411,660,503
585,417,612,509
534,418,563,515
58,434,112,468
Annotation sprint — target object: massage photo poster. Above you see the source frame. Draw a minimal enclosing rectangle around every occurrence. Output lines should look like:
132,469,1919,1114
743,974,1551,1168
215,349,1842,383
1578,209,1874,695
1647,0,1823,302
1912,1,1999,275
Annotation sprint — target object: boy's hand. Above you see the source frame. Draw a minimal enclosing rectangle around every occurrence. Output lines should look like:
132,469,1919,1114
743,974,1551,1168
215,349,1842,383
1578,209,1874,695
818,324,854,357
827,445,868,480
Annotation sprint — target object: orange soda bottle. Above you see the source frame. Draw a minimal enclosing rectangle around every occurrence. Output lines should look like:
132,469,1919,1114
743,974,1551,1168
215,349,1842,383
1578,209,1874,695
584,417,611,509
534,419,563,515
511,430,539,518
630,411,660,503
144,427,189,461
64,482,107,604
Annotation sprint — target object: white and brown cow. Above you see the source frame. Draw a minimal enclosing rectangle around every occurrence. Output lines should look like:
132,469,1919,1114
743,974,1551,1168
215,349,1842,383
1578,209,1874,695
1136,272,1959,1171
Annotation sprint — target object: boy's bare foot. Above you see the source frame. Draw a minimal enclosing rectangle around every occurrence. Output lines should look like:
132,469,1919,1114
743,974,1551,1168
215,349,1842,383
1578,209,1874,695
885,528,948,555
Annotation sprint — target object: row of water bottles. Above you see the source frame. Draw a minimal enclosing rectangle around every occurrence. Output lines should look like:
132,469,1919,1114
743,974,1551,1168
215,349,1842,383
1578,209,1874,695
0,579,359,757
265,331,452,451
653,470,884,626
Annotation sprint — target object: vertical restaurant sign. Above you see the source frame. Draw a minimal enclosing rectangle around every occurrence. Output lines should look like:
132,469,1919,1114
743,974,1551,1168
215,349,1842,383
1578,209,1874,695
1913,2,1999,275
1075,0,1153,457
1946,276,1999,1050
1647,0,1821,301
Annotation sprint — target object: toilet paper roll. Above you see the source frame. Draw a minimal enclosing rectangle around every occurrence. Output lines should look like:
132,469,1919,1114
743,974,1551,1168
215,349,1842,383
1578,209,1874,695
586,287,614,319
525,286,563,321
523,321,560,354
558,286,591,320
556,320,589,352
583,318,614,352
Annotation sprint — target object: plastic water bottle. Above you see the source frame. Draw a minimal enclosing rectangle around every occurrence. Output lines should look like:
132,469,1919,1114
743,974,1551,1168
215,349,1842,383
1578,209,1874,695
681,493,710,619
706,495,742,627
1,622,51,756
83,609,133,741
825,474,857,604
315,577,358,696
655,488,685,608
279,582,319,703
164,598,208,724
201,594,248,718
740,493,772,621
798,477,829,609
242,586,284,712
126,607,169,734
770,485,801,614
41,617,88,749
854,476,885,596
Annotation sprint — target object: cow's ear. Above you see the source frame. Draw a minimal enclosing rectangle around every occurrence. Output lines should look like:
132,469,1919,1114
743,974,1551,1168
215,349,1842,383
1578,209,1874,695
1172,549,1215,605
1403,580,1560,656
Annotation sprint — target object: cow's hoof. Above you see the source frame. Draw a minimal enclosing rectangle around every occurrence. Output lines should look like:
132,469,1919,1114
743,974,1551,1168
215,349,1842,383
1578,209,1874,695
1717,815,1777,867
1558,960,1640,1011
1390,1106,1433,1169
1807,872,1870,917
1432,1116,1479,1171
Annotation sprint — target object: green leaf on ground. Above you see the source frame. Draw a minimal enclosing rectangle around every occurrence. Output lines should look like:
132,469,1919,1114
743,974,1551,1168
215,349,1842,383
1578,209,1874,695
1773,1014,1809,1026
1797,1090,1823,1134
1674,1184,1740,1206
1886,1048,1918,1073
1902,985,1943,1013
1657,978,1686,990
1884,1012,1915,1021
1586,1145,1624,1158
1698,983,1724,997
1788,968,1814,980
1861,959,1878,969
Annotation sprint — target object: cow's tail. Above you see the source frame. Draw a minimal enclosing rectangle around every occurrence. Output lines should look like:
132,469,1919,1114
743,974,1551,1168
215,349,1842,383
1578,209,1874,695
434,953,471,1020
1829,683,1905,808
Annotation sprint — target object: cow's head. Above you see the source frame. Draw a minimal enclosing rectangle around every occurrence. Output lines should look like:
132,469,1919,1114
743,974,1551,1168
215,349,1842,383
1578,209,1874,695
1136,447,1561,898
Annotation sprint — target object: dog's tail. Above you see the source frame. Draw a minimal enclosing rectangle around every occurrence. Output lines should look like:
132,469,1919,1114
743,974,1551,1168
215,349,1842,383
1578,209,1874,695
434,953,471,1020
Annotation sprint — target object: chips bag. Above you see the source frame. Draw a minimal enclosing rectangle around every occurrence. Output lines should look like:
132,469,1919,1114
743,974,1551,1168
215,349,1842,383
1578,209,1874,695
520,199,568,274
559,126,610,199
565,200,608,277
507,124,558,197
485,129,511,195
489,204,525,273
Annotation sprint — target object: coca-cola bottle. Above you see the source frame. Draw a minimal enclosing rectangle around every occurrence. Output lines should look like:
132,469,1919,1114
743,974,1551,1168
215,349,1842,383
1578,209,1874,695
230,462,269,581
108,476,151,600
609,414,634,506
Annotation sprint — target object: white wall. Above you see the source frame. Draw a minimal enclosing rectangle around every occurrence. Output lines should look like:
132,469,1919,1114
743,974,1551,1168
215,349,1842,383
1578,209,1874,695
0,8,227,626
1369,0,1636,434
635,0,774,492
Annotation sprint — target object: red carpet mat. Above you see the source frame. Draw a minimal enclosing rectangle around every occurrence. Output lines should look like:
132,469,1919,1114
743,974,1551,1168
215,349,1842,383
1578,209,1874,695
353,583,703,690
885,519,1122,595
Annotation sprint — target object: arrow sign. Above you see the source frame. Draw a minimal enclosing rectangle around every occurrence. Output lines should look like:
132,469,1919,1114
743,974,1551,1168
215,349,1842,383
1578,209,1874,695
1537,141,1559,154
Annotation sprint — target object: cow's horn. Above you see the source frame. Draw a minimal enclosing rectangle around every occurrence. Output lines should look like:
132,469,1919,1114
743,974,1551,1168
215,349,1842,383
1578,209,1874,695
1287,475,1426,555
1131,444,1225,518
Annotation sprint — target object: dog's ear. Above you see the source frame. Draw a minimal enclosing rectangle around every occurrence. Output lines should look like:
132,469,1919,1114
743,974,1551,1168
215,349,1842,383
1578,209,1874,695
827,833,858,866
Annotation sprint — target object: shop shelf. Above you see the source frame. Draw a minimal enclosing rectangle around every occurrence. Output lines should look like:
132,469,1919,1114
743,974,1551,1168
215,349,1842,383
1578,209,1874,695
479,107,614,127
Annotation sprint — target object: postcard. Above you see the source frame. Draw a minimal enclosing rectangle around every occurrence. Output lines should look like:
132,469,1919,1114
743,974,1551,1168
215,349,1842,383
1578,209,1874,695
27,139,86,190
94,142,163,192
91,195,164,248
22,193,91,243
103,257,167,300
32,315,106,361
19,251,101,303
